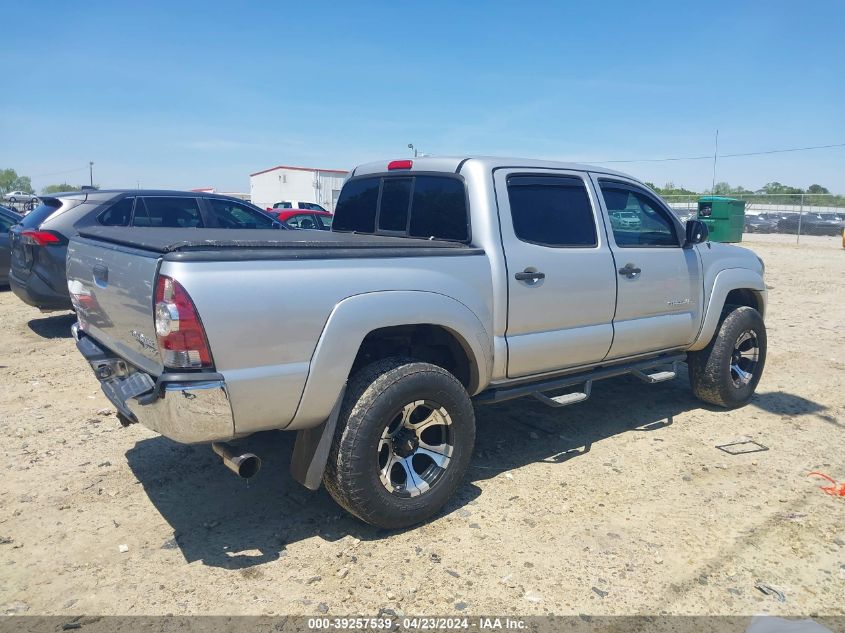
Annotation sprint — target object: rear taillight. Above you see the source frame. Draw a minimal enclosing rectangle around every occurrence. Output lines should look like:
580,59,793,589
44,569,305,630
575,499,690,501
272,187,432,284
21,230,63,245
388,160,413,170
154,275,213,369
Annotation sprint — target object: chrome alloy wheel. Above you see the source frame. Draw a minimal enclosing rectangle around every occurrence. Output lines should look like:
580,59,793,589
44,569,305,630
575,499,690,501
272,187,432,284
377,400,453,498
730,330,759,387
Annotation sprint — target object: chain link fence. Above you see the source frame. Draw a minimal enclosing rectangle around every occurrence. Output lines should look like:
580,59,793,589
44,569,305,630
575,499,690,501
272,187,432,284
662,193,845,241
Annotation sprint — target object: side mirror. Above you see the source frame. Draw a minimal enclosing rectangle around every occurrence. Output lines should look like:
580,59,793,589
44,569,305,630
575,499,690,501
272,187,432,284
684,219,708,247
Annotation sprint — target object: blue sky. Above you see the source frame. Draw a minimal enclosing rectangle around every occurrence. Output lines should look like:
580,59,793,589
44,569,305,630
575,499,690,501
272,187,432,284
2,1,844,194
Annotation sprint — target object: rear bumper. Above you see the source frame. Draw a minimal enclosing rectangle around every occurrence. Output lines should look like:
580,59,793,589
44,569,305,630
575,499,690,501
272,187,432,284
73,323,236,443
9,268,72,310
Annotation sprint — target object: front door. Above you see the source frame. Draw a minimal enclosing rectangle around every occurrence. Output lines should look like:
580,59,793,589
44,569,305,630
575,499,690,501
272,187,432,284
593,176,703,359
495,170,618,378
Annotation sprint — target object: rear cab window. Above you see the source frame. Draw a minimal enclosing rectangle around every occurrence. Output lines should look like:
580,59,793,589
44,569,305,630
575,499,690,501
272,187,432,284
333,174,469,242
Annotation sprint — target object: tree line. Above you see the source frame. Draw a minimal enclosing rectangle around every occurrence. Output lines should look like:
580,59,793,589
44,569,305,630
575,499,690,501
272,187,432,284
645,181,844,206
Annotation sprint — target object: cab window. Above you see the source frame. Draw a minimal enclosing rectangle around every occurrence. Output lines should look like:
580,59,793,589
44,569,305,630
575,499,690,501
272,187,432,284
506,176,597,247
599,183,679,247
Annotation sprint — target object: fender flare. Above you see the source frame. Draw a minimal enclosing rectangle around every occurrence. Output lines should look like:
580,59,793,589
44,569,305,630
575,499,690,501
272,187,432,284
285,290,492,431
688,268,767,351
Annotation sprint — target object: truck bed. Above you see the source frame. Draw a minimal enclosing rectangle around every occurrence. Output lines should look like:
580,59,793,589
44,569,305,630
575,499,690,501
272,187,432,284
76,227,482,262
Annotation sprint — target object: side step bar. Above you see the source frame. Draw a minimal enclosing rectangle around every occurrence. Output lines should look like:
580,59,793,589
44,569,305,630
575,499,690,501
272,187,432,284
475,354,687,405
631,362,679,384
533,380,592,408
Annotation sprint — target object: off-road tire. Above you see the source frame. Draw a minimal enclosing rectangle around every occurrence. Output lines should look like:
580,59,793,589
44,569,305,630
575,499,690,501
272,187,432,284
688,306,766,408
323,358,475,529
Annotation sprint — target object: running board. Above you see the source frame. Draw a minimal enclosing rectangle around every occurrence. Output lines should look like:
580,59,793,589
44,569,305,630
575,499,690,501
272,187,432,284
533,380,592,408
631,362,679,384
474,353,687,405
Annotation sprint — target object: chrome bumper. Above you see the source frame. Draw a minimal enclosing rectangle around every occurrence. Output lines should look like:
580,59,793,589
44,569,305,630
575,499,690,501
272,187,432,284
72,323,236,444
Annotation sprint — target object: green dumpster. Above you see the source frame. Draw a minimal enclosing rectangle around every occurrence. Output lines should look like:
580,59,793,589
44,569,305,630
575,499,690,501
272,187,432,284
697,196,745,243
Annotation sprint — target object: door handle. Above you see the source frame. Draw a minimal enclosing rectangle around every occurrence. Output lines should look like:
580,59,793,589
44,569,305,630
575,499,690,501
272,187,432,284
618,263,641,278
514,270,545,282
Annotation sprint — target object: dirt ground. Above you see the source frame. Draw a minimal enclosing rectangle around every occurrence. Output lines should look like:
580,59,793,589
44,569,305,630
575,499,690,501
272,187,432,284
1,233,843,617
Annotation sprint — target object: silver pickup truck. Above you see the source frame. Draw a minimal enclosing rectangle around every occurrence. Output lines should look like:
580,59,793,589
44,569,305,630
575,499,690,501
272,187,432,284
66,156,767,529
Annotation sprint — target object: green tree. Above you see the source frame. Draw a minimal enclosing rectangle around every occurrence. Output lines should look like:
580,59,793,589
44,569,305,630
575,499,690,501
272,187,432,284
0,168,33,194
762,181,802,195
807,184,829,194
42,183,82,194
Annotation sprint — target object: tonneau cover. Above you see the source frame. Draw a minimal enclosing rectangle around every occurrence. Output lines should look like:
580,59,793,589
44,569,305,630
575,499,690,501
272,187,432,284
76,226,472,254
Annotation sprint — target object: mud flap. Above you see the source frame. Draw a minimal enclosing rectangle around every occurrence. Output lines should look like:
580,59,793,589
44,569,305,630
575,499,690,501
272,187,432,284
290,385,346,491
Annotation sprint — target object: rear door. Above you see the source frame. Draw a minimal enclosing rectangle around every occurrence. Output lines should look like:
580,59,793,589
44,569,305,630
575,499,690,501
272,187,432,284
495,169,618,378
593,177,703,359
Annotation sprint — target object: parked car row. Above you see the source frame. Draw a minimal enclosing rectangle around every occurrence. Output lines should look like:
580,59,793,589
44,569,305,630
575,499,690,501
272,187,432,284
744,211,845,235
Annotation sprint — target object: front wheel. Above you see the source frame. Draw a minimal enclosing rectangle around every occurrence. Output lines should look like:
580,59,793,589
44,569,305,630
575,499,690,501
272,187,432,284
324,358,476,529
688,306,767,408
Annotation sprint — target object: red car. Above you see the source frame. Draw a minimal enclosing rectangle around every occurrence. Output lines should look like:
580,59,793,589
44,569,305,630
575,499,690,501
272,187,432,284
268,209,333,231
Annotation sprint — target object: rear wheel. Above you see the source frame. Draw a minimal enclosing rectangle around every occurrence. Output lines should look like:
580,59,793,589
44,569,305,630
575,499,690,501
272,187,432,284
689,306,766,408
324,358,475,529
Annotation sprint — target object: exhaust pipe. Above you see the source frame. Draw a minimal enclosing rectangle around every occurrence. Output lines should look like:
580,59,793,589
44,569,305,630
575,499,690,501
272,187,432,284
212,442,262,479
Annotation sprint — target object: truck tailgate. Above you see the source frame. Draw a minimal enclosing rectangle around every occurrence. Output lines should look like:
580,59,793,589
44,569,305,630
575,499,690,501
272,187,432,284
67,237,164,376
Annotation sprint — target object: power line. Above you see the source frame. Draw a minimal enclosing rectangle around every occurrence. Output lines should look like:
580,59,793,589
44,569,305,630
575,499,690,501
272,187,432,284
586,141,845,165
720,142,845,158
586,155,711,164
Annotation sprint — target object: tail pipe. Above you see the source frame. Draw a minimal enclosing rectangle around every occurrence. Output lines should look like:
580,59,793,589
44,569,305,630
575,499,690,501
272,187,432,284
212,442,262,479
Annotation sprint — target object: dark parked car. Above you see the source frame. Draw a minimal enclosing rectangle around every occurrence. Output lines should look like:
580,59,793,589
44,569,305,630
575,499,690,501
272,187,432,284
744,214,778,233
776,213,845,236
0,205,24,285
9,190,282,310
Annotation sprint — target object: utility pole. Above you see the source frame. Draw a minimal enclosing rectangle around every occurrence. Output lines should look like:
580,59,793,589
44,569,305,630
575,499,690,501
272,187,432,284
711,130,719,193
89,162,94,187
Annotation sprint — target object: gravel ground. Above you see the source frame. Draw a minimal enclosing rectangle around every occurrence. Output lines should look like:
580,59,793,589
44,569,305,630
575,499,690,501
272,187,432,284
1,233,843,617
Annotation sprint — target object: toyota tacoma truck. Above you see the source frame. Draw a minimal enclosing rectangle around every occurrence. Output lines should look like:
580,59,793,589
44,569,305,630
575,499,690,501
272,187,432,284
66,156,767,529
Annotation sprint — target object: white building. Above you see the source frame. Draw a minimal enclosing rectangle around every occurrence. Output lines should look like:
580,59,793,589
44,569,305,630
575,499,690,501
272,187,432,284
249,164,349,211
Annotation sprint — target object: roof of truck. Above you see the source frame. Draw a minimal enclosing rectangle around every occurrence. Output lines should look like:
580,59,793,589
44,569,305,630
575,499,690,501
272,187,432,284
351,156,634,180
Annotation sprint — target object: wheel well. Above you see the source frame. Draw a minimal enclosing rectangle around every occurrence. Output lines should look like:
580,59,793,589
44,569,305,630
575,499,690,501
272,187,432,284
724,288,762,314
351,325,476,391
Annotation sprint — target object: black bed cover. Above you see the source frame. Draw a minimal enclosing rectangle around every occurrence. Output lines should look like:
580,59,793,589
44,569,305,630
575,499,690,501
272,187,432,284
75,227,483,262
